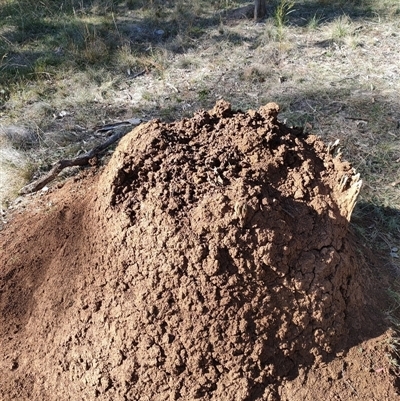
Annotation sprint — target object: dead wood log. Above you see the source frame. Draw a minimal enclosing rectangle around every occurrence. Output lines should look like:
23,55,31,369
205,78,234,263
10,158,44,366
19,119,142,195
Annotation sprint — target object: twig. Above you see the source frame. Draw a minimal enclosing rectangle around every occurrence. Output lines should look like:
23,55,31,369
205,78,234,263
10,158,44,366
95,118,142,133
166,82,179,93
131,70,146,79
337,74,360,83
19,120,142,195
345,379,358,396
344,116,369,122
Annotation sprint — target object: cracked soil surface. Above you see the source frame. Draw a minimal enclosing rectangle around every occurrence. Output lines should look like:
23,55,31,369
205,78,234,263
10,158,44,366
0,101,399,400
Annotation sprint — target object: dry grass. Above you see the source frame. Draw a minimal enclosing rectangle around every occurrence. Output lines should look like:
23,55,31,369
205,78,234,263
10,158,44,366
0,139,32,207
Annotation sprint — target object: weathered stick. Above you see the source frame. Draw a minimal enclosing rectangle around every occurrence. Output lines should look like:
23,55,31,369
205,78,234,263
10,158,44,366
19,120,141,195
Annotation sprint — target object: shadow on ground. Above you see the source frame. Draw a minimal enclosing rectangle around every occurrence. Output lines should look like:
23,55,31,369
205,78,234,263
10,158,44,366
1,0,397,87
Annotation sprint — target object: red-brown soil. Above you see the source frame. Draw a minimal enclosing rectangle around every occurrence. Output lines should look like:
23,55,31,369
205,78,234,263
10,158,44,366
0,101,399,400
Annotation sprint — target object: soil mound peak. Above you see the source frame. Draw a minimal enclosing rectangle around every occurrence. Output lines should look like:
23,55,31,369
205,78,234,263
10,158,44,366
0,101,379,400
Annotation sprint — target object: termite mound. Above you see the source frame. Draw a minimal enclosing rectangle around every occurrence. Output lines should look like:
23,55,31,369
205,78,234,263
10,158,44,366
1,100,370,401
95,100,364,398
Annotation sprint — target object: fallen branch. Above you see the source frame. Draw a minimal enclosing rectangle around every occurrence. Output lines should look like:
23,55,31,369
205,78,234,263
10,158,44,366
19,119,142,195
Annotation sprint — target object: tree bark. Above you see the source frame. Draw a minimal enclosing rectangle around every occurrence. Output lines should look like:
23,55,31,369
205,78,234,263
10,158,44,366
254,0,267,20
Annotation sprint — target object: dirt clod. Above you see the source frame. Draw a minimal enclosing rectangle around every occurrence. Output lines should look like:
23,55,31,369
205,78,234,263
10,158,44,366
0,101,398,400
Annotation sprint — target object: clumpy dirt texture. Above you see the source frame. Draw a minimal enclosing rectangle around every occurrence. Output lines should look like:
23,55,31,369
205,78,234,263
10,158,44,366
0,101,398,400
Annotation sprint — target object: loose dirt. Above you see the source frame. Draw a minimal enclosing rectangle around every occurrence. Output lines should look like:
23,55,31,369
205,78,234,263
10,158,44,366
0,101,399,400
